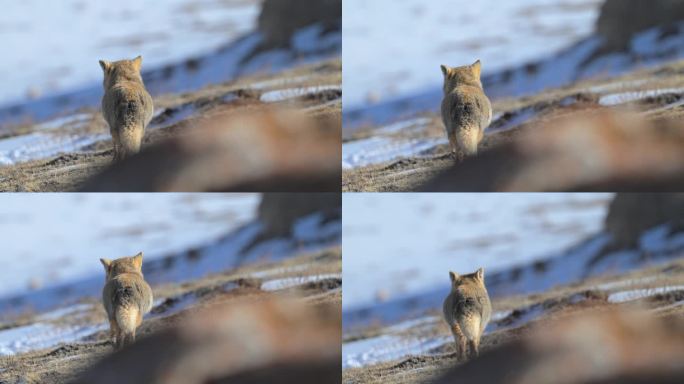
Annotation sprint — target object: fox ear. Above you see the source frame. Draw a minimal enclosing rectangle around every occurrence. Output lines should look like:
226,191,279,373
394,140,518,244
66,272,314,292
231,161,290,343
449,271,460,283
440,64,450,77
99,60,111,72
132,252,143,269
132,55,142,71
471,60,481,78
100,258,112,270
475,267,484,280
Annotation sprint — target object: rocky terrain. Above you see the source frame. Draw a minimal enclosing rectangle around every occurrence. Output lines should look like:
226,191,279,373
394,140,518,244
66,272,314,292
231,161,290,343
342,193,684,383
342,0,684,192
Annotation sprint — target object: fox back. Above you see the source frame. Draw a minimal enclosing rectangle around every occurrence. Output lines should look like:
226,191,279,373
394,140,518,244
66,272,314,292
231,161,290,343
99,56,154,161
440,60,492,156
443,268,491,339
100,252,153,348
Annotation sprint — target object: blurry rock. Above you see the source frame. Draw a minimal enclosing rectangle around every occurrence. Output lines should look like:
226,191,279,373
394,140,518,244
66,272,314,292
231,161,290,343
435,309,684,384
422,111,684,191
597,0,684,51
80,107,341,192
259,193,341,237
71,298,340,384
605,193,684,248
258,0,341,48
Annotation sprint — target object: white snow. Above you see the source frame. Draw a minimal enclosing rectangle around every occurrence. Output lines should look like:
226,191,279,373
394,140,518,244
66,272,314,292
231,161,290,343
342,117,444,169
260,85,341,103
0,132,108,165
343,0,604,108
608,285,684,303
343,193,613,309
0,0,259,106
343,334,451,369
598,88,684,106
0,322,106,356
342,136,447,169
0,194,258,299
261,274,341,291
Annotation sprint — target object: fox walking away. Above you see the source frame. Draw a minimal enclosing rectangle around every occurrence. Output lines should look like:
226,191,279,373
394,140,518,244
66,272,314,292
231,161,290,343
99,56,154,162
100,252,153,349
440,60,492,158
443,267,492,360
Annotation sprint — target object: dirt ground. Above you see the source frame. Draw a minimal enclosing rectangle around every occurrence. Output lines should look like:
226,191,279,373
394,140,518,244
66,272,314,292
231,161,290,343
0,246,341,384
0,59,341,192
342,60,684,192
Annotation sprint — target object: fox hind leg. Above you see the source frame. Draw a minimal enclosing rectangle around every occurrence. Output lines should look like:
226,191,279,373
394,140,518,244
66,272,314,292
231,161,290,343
109,318,120,348
450,323,468,361
468,338,480,358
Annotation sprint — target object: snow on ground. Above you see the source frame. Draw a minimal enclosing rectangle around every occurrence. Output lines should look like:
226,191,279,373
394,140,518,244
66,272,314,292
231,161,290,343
261,273,341,291
0,0,259,106
0,206,341,317
342,308,534,369
0,16,340,126
343,0,603,109
342,117,443,169
343,204,684,336
342,193,612,310
598,88,684,106
344,14,684,131
260,85,342,102
0,321,106,356
0,303,104,356
0,194,258,299
0,132,108,165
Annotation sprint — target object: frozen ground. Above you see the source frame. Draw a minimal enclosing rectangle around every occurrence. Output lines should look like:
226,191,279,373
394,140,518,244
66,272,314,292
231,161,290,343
0,0,259,106
342,0,603,109
343,193,612,310
0,193,258,299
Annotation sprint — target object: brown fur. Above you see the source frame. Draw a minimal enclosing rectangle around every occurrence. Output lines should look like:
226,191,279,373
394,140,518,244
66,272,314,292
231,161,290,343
99,56,154,161
100,252,153,349
440,60,492,158
442,267,492,360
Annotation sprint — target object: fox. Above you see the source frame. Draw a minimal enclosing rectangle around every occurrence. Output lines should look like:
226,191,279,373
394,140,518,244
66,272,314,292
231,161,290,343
440,60,492,158
100,252,153,349
443,267,492,360
99,56,154,161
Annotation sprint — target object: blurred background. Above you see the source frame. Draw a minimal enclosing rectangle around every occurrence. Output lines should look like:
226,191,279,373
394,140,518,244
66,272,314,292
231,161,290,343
0,192,341,320
0,0,341,126
343,193,611,310
343,0,684,128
